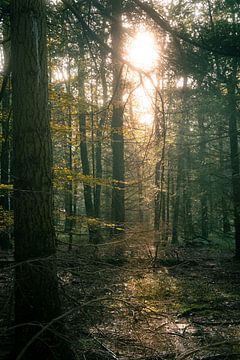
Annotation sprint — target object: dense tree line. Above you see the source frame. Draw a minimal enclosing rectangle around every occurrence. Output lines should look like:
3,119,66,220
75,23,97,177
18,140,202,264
0,0,239,358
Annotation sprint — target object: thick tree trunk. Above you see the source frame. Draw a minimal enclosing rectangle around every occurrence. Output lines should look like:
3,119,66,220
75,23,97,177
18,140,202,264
111,0,125,233
0,19,11,251
11,1,74,358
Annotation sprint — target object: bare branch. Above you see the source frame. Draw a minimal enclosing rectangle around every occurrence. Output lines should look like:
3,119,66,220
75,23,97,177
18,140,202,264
132,0,240,57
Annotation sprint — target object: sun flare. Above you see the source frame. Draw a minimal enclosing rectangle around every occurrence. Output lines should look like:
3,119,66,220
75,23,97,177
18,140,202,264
134,83,155,126
127,30,158,72
126,29,158,126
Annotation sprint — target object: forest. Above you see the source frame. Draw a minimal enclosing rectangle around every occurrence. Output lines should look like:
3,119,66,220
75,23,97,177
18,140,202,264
0,0,240,359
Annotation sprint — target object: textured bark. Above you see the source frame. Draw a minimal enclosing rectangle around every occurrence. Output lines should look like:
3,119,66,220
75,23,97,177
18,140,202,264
0,19,11,250
11,1,74,359
111,0,125,232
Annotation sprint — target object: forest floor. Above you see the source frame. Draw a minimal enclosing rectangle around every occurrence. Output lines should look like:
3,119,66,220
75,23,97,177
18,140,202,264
1,228,240,360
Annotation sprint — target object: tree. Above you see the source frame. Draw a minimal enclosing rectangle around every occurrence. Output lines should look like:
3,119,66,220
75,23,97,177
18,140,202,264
111,0,125,233
10,1,74,358
0,15,11,251
227,59,240,259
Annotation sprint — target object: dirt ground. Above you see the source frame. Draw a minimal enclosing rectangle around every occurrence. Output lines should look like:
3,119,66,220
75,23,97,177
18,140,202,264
1,230,240,360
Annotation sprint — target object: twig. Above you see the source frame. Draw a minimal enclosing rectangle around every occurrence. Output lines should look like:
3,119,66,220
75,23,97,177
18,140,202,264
15,296,110,360
90,333,119,360
176,340,239,360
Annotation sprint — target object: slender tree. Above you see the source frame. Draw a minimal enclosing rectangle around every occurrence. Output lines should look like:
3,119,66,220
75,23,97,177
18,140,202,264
111,0,125,233
227,59,240,259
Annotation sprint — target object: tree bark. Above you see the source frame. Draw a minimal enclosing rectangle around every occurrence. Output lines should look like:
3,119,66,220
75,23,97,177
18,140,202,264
94,47,108,218
198,116,209,240
0,18,11,251
227,60,240,259
78,58,100,245
172,156,181,244
218,125,230,234
64,66,74,251
111,0,125,233
11,1,74,358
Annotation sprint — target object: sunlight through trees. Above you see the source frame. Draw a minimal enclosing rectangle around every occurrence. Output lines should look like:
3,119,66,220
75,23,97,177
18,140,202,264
0,0,240,358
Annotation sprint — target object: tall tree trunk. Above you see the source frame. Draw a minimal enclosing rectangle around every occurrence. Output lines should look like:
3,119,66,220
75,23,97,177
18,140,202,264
11,1,74,358
198,116,209,240
154,160,161,231
64,63,74,251
0,18,11,251
165,159,171,243
94,48,108,218
161,191,166,243
154,78,162,235
182,121,193,243
94,120,103,218
78,59,100,245
171,77,188,244
137,166,144,223
172,157,182,244
218,126,230,234
153,75,166,262
227,60,240,258
111,0,125,233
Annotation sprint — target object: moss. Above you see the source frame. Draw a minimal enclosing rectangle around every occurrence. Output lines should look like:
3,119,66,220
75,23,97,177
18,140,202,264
127,273,179,302
177,303,212,317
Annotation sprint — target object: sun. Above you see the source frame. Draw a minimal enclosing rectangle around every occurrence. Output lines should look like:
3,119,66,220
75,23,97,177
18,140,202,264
125,29,158,126
126,29,158,72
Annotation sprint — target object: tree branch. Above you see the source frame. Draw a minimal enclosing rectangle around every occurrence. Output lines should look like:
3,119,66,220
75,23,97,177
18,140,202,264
132,0,240,57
